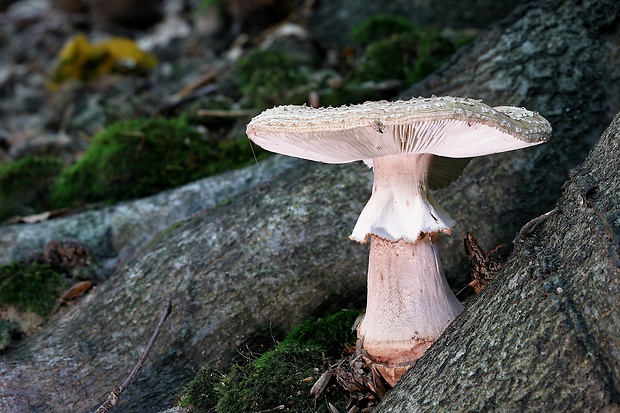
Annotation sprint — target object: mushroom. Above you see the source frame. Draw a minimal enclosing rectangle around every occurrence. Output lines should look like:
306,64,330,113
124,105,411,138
246,96,552,386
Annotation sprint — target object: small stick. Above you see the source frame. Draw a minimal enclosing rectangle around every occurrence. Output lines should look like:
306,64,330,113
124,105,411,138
514,208,560,243
254,405,286,413
93,297,172,413
196,109,257,118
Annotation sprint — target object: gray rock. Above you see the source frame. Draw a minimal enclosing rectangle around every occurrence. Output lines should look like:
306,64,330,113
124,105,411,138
375,0,620,410
0,157,372,412
0,155,298,267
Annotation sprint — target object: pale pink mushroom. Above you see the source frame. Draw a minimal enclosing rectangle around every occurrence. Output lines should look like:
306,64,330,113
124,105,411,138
246,96,551,386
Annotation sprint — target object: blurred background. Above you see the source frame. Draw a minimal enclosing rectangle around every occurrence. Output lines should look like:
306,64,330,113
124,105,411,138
0,0,519,223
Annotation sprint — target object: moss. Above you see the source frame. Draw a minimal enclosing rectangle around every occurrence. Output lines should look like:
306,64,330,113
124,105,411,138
281,309,359,358
216,343,331,413
179,366,223,411
354,30,457,86
0,262,68,318
347,15,474,87
50,117,263,208
180,310,360,412
0,155,63,222
235,49,309,110
350,14,418,46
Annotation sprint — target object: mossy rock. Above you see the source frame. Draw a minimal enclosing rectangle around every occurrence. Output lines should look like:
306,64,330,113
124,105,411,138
179,310,360,412
350,14,418,46
0,155,63,222
281,309,359,358
235,49,309,110
216,343,334,413
0,262,68,318
49,117,263,208
354,31,457,85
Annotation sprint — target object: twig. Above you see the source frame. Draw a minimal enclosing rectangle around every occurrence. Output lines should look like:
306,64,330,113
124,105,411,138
253,405,285,413
196,109,257,118
93,297,173,413
513,208,560,243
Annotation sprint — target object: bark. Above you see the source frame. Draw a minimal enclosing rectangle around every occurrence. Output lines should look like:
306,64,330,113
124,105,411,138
376,107,620,413
0,0,619,411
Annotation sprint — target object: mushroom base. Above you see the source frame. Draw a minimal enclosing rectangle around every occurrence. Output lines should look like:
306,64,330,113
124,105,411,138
358,340,434,387
357,235,463,386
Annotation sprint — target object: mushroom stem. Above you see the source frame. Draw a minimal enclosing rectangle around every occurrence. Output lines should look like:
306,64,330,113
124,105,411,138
354,153,464,386
358,235,464,386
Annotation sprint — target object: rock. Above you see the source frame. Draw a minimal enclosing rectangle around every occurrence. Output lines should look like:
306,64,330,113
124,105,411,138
376,106,620,413
374,0,620,410
0,156,371,412
0,155,299,267
308,0,520,50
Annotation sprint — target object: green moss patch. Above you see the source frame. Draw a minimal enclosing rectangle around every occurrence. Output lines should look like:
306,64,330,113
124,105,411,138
0,262,68,318
217,343,330,413
354,30,457,86
180,366,223,411
235,49,309,110
0,155,63,222
350,14,418,46
282,309,359,358
349,15,473,87
179,309,360,412
50,117,261,208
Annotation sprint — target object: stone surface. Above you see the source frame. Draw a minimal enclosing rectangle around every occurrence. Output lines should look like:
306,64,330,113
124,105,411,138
0,157,372,412
0,155,298,268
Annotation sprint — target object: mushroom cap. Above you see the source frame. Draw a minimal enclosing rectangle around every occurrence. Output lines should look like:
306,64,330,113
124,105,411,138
247,96,552,242
246,96,551,166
